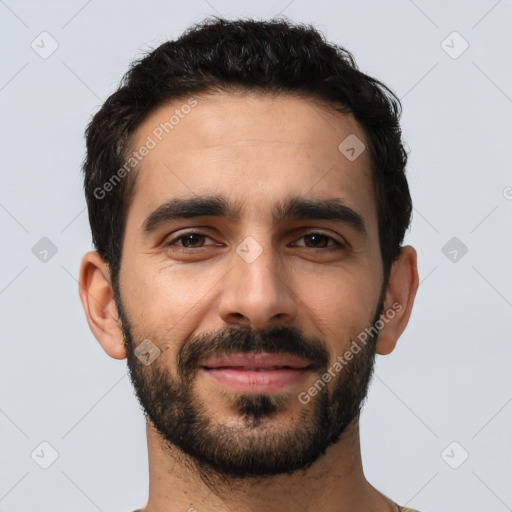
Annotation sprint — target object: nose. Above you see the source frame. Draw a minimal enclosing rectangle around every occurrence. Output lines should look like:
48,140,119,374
218,239,298,331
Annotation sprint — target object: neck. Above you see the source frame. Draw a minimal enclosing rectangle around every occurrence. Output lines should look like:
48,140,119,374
140,418,397,512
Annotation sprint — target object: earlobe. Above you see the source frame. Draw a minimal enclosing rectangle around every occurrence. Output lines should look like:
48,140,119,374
375,245,419,356
78,251,127,360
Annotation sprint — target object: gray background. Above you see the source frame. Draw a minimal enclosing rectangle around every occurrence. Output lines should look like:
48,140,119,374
1,0,511,511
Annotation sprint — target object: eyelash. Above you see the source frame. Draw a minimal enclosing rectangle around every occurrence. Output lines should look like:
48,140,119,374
165,231,345,253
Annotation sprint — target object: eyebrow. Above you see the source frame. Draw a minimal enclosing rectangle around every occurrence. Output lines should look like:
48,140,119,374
141,195,367,237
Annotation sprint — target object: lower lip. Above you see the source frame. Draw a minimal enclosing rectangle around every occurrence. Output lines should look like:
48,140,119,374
201,367,310,393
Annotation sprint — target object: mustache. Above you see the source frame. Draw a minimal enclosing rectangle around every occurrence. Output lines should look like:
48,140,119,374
177,325,330,379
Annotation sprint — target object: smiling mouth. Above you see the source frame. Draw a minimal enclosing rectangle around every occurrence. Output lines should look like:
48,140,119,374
205,365,310,371
201,352,313,392
202,352,312,370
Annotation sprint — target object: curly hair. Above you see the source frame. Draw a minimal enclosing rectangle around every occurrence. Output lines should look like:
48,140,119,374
82,16,412,291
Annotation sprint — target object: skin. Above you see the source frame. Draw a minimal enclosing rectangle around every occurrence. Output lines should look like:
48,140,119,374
79,91,419,512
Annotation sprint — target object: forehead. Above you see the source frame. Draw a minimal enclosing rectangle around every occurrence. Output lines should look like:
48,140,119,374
125,91,377,231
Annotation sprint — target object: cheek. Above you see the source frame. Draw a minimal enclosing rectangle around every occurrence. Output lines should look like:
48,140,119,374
120,262,220,340
295,266,379,343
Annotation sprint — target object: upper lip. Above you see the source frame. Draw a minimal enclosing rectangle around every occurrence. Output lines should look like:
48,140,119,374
202,352,312,370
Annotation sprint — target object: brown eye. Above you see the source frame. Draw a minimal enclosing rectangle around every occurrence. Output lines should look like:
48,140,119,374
166,232,215,249
304,233,330,248
292,232,344,251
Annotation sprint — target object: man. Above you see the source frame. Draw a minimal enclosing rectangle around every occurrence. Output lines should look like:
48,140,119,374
78,17,420,512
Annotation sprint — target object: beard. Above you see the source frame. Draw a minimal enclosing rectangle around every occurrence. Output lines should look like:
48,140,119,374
114,285,383,481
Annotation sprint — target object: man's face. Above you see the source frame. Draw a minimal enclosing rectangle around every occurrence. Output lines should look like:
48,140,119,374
115,92,385,479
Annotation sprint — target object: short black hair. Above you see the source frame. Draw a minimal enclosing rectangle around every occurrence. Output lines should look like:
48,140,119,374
82,16,412,293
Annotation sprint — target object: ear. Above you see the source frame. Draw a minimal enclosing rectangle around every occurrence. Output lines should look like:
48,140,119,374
78,251,127,360
375,245,419,356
